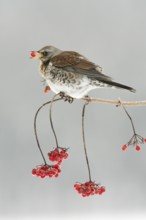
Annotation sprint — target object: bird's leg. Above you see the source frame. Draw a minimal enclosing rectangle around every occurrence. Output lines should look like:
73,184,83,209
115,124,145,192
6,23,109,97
84,95,91,104
59,92,74,103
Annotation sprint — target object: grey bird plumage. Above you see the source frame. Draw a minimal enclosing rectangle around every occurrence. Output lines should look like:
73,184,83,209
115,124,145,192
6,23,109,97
31,45,136,99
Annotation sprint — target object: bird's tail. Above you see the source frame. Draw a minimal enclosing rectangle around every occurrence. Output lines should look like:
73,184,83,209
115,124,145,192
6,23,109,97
103,80,136,92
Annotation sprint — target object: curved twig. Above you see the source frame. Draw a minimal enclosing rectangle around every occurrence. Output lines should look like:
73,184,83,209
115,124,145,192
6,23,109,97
34,98,62,163
82,101,92,181
49,94,60,148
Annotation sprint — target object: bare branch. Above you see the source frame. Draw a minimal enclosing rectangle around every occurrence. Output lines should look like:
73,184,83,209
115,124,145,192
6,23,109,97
82,97,146,107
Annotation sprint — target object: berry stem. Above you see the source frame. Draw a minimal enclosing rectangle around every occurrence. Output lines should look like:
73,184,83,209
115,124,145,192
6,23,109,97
82,101,92,182
34,97,62,164
119,99,136,135
49,94,60,148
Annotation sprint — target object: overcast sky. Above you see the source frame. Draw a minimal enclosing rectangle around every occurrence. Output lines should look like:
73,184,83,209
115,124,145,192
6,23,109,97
0,0,146,220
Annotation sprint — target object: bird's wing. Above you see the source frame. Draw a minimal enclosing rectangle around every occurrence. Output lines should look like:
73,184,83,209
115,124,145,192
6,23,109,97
51,51,112,81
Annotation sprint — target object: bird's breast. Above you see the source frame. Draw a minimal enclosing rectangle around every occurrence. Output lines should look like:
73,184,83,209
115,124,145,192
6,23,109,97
39,64,95,98
40,64,81,85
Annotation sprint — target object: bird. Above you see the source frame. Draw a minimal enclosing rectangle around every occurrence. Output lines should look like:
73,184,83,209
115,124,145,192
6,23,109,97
30,45,135,102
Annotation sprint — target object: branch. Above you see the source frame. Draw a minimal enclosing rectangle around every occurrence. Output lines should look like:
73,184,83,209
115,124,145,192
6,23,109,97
81,97,146,107
34,95,146,163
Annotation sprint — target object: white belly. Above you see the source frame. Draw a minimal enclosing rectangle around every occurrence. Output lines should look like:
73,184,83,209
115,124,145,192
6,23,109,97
46,78,97,99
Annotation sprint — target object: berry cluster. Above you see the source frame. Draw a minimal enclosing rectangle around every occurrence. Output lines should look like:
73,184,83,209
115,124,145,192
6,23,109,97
32,164,61,178
48,148,69,164
122,134,146,152
74,181,105,197
122,144,141,151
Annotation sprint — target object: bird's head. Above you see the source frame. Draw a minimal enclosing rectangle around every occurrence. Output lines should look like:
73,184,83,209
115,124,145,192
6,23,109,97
30,45,61,62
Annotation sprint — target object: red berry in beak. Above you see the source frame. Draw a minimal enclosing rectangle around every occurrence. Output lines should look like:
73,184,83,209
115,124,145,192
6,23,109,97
30,51,36,58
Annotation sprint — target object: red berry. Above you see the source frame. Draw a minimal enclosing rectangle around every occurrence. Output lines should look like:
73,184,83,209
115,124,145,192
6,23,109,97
122,144,127,151
85,182,89,187
135,145,141,151
30,51,36,58
32,169,36,175
74,184,79,189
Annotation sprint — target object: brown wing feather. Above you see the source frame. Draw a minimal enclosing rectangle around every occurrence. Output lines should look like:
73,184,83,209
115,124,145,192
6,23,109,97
51,51,112,81
51,51,81,67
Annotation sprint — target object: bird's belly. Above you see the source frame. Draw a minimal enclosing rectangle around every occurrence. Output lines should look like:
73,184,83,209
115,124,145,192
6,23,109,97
41,66,96,98
46,77,95,99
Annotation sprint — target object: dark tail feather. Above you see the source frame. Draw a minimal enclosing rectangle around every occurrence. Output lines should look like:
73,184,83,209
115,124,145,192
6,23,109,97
105,81,136,93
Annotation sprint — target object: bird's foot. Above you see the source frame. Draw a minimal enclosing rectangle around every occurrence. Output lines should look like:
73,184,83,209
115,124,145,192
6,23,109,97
59,92,65,99
59,92,74,103
64,96,74,103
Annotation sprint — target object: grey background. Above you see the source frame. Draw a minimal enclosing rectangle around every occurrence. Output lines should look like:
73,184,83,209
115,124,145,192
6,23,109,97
0,0,146,219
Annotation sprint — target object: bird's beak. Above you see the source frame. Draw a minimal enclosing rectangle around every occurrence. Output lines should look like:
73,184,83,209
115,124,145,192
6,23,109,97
30,51,42,59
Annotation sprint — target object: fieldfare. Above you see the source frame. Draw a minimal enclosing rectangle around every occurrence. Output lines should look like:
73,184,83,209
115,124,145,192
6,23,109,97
31,45,135,101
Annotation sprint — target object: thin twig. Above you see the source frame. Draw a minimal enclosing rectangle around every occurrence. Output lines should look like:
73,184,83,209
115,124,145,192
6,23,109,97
34,98,62,163
82,101,92,182
119,100,136,135
49,94,60,148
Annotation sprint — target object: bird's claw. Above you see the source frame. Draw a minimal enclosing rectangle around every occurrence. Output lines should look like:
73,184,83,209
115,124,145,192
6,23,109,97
59,92,74,103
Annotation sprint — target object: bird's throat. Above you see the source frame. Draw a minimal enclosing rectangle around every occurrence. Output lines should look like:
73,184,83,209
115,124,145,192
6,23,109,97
40,60,50,76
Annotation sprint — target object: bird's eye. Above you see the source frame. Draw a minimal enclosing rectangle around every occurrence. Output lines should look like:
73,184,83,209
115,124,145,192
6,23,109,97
42,51,48,56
